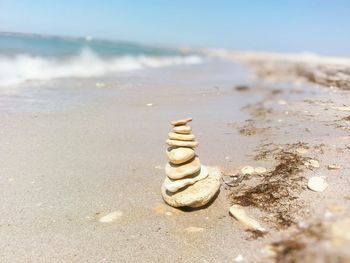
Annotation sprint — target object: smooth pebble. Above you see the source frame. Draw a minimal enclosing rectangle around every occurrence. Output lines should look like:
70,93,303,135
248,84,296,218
307,176,328,192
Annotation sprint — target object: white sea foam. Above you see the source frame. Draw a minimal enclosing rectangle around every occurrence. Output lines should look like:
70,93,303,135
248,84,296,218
0,49,203,87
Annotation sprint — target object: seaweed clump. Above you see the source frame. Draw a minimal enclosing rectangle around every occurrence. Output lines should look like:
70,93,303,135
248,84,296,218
229,143,308,228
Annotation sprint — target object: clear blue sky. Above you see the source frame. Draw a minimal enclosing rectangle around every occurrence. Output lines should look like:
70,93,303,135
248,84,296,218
0,0,349,56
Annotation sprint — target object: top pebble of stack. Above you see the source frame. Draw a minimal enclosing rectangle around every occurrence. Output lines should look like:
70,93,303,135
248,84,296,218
171,117,192,126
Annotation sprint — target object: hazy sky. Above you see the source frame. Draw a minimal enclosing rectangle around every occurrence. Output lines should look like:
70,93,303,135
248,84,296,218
1,0,349,56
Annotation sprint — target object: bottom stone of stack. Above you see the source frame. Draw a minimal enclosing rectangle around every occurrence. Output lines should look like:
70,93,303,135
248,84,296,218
161,166,221,208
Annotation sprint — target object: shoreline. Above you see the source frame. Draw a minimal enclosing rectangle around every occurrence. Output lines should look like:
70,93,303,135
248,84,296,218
203,49,350,90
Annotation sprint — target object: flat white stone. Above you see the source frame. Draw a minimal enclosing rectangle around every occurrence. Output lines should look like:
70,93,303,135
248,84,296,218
164,165,209,192
161,166,221,208
173,125,192,134
327,164,341,170
229,205,266,232
307,176,328,192
99,211,123,223
168,132,195,141
165,157,201,179
166,139,198,148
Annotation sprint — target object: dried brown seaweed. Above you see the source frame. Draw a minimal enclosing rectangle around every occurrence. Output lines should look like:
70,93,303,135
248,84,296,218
229,143,308,228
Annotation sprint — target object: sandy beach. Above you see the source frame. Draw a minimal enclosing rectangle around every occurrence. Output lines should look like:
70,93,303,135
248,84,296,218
1,58,350,262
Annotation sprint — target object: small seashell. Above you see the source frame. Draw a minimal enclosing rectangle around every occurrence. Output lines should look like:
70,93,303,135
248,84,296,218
254,167,267,174
327,164,341,170
307,176,328,192
241,166,254,175
99,210,123,223
229,204,266,232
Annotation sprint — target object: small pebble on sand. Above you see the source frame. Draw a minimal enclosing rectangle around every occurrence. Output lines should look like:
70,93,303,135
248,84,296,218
307,176,328,192
327,164,341,170
99,211,123,223
184,226,204,233
241,166,254,175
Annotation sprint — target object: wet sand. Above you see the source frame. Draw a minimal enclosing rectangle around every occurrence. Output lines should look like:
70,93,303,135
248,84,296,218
1,59,350,262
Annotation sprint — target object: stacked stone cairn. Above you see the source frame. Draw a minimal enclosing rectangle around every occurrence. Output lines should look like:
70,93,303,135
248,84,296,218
161,117,221,208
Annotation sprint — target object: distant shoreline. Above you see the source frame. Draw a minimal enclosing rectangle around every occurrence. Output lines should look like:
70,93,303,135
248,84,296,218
204,49,350,90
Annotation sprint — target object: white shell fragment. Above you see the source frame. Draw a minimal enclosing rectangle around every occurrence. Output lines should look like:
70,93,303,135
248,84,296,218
99,211,123,223
229,204,266,232
241,166,254,175
307,176,328,192
305,159,320,168
255,167,267,174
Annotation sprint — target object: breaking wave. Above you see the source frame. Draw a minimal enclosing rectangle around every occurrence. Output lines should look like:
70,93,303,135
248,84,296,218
0,49,203,87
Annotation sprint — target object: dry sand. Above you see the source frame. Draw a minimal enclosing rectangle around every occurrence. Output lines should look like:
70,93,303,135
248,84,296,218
0,59,349,262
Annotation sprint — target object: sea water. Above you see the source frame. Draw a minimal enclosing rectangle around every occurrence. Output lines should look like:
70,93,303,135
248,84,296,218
0,33,203,87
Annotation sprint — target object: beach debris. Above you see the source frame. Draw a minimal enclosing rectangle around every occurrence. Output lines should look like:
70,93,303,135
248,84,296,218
184,226,204,233
332,106,350,112
296,147,308,155
229,204,266,232
241,166,254,175
161,118,221,208
233,254,244,262
231,143,309,228
255,166,267,174
146,103,153,106
99,210,123,223
305,159,320,168
307,176,328,192
327,164,341,170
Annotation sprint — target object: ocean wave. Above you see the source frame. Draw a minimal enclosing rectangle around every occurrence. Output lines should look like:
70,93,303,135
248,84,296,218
0,49,203,87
